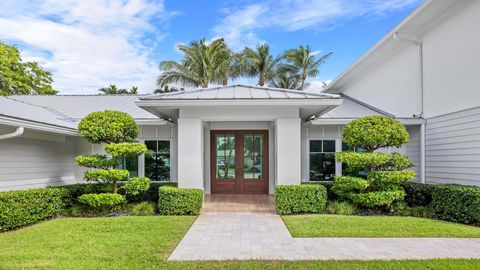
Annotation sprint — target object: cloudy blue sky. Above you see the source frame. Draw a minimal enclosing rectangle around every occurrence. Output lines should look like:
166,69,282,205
0,0,422,94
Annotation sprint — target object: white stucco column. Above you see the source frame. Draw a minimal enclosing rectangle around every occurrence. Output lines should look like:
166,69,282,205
177,118,204,190
275,118,301,186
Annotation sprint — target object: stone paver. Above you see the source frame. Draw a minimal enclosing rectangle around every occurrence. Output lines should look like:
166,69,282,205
169,212,480,261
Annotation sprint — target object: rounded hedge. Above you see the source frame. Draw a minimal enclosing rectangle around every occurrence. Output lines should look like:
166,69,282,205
78,110,139,144
342,116,409,152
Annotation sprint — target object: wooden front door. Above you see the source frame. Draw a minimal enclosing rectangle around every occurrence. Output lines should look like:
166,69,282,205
211,130,269,194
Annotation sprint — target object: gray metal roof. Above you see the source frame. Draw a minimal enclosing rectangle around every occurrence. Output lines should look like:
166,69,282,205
0,97,77,129
140,85,339,100
10,95,158,120
317,94,393,119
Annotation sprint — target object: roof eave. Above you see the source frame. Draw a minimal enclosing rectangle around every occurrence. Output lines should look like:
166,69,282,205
0,115,78,135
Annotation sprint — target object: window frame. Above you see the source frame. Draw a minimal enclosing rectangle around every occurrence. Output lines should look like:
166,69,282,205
138,138,173,182
306,138,342,182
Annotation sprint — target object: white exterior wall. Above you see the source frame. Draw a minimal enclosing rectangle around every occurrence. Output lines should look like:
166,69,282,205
275,118,301,185
177,118,204,189
422,0,480,118
406,126,421,182
340,46,421,117
425,107,480,186
0,128,78,191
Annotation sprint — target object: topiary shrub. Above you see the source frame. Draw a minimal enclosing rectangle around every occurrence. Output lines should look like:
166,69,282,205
333,116,416,211
0,188,68,231
129,202,157,216
431,184,480,224
76,110,149,206
125,182,177,203
158,186,203,215
275,184,327,215
302,181,337,200
78,193,125,210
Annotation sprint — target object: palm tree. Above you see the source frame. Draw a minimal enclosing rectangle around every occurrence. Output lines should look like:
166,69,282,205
99,84,122,95
157,38,230,88
243,43,283,86
129,86,138,94
153,85,184,94
284,45,332,90
218,51,247,86
268,67,308,90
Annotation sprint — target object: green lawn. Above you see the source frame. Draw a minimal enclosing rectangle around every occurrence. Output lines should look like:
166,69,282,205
1,216,480,269
282,214,480,238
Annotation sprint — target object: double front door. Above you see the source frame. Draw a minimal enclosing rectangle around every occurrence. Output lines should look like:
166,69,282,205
211,130,269,194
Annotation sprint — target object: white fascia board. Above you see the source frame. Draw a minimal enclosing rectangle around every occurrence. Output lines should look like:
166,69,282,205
0,116,78,135
136,99,343,107
305,118,426,126
136,119,176,127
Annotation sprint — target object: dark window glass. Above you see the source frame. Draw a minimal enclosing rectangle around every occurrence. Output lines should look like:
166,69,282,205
145,140,170,181
309,140,336,181
118,156,138,177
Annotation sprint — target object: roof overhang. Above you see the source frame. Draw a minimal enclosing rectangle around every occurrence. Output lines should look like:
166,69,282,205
305,117,426,126
0,115,78,135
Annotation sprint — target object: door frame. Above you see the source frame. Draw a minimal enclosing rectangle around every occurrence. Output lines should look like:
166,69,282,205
210,130,269,194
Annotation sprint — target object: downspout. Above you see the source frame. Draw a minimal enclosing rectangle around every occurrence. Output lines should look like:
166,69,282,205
393,32,426,183
0,127,24,140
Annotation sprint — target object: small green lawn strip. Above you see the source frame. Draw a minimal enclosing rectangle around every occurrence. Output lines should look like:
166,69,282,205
282,214,480,238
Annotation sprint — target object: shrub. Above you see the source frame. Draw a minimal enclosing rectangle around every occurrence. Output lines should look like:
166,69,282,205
342,116,409,152
432,184,480,224
158,186,203,215
130,202,156,216
326,201,357,215
77,111,148,194
402,182,435,206
350,190,405,208
125,182,177,203
0,188,67,231
396,205,434,218
78,193,125,209
123,177,150,195
332,116,415,211
302,182,337,200
331,176,368,199
78,110,139,144
275,185,327,215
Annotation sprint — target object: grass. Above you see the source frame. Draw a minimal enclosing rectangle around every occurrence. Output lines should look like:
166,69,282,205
0,216,479,269
282,214,480,238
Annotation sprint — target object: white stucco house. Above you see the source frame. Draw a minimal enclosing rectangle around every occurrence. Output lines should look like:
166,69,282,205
0,0,478,193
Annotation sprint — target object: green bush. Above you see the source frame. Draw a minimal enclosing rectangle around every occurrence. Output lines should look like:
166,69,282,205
84,169,130,183
331,176,369,199
342,116,409,152
350,190,405,208
302,182,337,200
0,188,67,231
123,177,150,195
336,152,414,171
326,201,357,215
369,170,416,190
395,205,434,218
402,182,435,206
75,154,117,169
78,193,125,208
104,142,147,158
78,110,139,144
275,185,327,215
129,202,156,216
158,186,203,215
432,184,480,224
125,182,177,203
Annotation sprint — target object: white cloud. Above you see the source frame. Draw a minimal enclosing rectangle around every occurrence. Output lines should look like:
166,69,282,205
213,0,421,49
0,0,178,94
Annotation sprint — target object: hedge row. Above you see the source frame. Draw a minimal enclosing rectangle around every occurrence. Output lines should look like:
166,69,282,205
158,186,203,215
0,188,68,232
275,184,327,215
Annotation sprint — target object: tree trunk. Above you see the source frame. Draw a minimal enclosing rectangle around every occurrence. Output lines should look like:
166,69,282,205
223,76,228,86
112,181,118,194
259,75,265,86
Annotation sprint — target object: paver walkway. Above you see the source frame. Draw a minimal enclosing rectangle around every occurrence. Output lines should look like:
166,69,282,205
169,211,480,261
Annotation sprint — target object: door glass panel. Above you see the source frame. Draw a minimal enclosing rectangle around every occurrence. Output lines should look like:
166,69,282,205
244,134,263,180
215,134,235,180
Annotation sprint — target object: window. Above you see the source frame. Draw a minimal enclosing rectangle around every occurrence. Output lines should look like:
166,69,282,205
145,140,170,181
118,157,138,177
341,143,367,178
309,140,336,181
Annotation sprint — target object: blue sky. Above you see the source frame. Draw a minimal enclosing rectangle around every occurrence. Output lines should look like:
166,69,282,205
0,0,422,94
